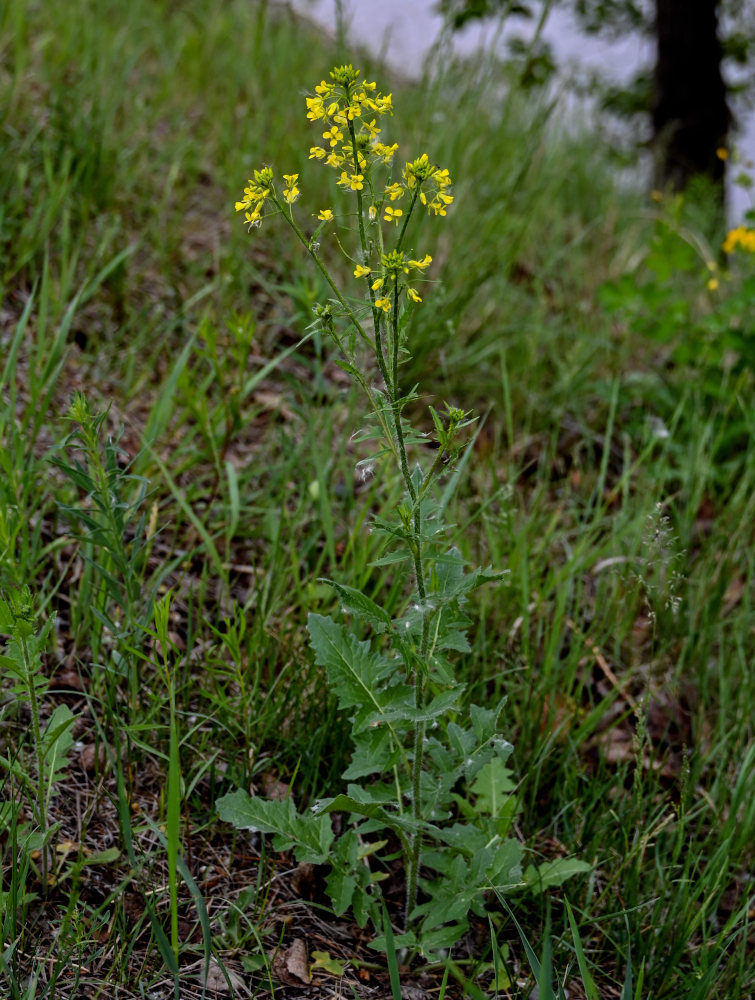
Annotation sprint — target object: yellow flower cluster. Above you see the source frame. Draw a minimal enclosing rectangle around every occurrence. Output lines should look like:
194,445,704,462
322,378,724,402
234,167,274,227
722,226,755,254
306,64,395,176
351,251,434,309
233,62,454,305
367,153,454,219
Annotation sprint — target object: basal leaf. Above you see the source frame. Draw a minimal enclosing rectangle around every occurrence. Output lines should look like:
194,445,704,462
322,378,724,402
523,857,592,893
215,789,333,864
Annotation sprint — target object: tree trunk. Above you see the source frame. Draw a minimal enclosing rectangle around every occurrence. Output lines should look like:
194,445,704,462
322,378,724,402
652,0,731,199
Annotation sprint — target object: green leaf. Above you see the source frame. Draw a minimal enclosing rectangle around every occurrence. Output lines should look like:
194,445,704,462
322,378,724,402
82,846,121,866
324,581,392,633
564,899,599,1000
41,704,75,803
524,857,592,893
487,837,524,888
376,685,464,725
325,868,356,916
469,759,517,816
307,613,397,732
311,951,346,976
343,726,399,779
215,789,333,864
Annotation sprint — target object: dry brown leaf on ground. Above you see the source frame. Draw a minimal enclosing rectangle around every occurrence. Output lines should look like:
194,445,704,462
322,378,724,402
270,937,310,986
201,957,249,995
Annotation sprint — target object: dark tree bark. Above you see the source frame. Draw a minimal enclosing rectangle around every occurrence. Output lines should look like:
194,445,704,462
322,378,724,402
652,0,732,197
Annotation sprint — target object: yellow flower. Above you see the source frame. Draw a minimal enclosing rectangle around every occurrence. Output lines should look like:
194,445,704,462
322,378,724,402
337,171,364,191
384,182,405,201
723,225,755,254
716,147,728,161
371,277,384,290
282,174,300,204
384,206,403,225
306,96,326,121
354,264,371,278
408,254,432,270
309,146,327,160
407,288,422,303
707,277,719,291
317,208,334,221
323,126,344,147
374,297,391,312
362,118,381,139
373,142,398,164
368,205,378,221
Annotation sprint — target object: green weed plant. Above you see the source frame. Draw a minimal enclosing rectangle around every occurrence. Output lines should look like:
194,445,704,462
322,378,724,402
216,63,587,958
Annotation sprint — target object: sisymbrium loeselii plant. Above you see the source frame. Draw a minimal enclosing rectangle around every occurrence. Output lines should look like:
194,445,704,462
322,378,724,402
217,64,586,958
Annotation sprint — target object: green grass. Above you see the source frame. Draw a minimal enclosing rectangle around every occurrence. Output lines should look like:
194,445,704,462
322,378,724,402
0,0,752,997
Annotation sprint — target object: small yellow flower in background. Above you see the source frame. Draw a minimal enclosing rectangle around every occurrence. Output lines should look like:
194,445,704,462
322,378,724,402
309,146,326,160
354,264,371,278
384,206,403,225
723,225,755,254
375,297,391,312
363,119,381,139
326,151,344,169
407,288,422,303
315,79,335,97
317,208,334,221
716,147,728,161
650,189,663,202
323,126,344,147
707,277,719,291
368,205,378,221
384,182,405,201
371,277,384,290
